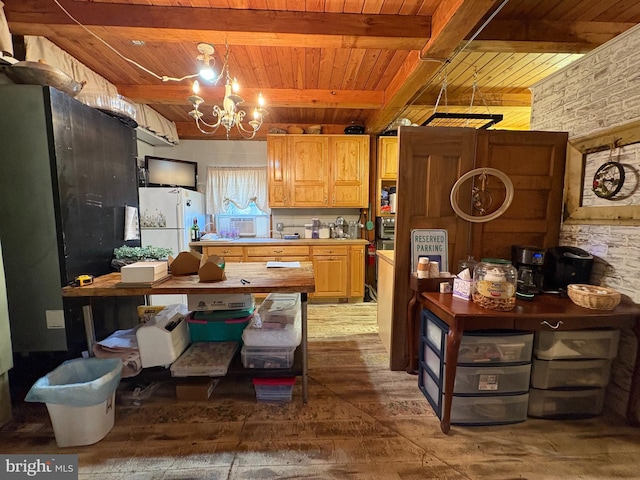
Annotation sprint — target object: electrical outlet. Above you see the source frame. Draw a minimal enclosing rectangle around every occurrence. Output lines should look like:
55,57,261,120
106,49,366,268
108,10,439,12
276,222,284,232
46,310,66,329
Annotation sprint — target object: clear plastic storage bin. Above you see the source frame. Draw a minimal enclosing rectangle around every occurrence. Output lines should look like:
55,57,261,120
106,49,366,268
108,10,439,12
528,387,605,418
242,294,301,348
530,358,612,389
252,377,296,403
241,346,296,369
534,329,620,360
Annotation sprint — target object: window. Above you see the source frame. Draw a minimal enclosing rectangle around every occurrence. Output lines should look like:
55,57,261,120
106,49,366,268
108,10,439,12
206,167,271,237
205,166,270,215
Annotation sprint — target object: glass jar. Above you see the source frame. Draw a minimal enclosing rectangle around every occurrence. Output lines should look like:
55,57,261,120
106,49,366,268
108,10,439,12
457,255,478,275
472,258,517,311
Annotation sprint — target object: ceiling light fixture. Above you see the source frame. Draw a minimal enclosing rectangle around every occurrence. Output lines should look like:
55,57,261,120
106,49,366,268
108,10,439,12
187,43,268,139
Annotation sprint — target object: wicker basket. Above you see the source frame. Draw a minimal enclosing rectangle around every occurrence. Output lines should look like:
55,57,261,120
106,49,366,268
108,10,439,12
305,125,322,134
567,284,621,310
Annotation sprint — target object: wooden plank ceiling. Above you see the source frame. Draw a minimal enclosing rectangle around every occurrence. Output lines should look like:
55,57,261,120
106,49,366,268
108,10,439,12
3,0,640,140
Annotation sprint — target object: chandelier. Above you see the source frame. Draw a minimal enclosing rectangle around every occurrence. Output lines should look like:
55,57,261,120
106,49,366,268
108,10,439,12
187,43,268,139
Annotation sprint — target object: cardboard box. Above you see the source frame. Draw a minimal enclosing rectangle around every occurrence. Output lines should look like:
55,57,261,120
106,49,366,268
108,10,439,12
198,255,225,282
453,278,473,300
137,305,165,323
188,293,254,311
120,261,168,283
169,251,202,275
175,378,219,401
169,251,226,282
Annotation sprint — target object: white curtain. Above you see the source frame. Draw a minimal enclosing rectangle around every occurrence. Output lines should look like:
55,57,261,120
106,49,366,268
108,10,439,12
206,167,271,214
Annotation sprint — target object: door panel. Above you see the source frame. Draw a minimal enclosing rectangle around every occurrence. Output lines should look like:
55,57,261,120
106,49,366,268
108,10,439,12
289,136,329,207
391,126,476,370
471,130,567,262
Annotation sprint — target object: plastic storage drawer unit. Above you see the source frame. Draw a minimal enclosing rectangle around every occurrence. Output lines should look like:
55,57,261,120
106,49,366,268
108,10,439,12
534,329,620,360
453,364,531,395
423,349,531,394
528,387,605,418
241,346,296,369
423,311,533,364
530,358,612,389
448,393,529,426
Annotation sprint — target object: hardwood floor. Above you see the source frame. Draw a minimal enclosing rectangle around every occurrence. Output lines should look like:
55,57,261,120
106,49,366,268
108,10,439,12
2,302,640,479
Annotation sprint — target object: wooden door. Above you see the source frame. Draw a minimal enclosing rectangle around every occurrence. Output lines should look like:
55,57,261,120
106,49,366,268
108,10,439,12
267,135,289,206
289,135,330,207
330,135,369,208
389,126,568,371
471,130,568,260
391,126,476,370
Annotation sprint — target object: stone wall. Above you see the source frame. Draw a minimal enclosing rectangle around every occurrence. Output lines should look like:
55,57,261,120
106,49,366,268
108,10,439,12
530,23,640,418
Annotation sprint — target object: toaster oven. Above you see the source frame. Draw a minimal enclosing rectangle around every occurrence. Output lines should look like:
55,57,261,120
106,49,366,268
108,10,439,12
376,217,395,240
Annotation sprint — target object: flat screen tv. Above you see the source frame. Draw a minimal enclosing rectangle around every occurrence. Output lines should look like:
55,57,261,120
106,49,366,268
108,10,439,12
145,155,198,191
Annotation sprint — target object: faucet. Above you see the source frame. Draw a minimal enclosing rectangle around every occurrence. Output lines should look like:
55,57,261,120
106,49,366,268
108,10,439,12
202,222,216,233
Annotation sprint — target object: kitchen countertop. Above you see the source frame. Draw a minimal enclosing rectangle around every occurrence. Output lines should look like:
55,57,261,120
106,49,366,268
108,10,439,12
191,238,369,247
376,250,395,265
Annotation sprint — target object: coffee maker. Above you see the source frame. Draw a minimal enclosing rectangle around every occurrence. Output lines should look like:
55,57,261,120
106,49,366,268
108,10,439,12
511,245,546,294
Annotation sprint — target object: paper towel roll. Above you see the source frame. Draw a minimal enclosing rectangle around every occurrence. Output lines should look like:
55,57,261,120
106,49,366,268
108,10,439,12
124,205,140,241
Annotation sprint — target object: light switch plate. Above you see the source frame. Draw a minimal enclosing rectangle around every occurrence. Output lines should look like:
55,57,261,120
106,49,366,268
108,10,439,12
45,310,66,329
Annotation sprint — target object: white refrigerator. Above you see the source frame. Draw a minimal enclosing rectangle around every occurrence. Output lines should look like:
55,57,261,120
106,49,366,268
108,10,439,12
139,187,205,305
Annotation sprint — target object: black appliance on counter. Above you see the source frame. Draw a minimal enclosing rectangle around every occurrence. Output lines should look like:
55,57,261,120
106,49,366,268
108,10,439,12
375,217,395,250
543,246,594,291
511,245,546,294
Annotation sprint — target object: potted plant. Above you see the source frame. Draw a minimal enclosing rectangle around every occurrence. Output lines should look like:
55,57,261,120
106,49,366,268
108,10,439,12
111,245,174,271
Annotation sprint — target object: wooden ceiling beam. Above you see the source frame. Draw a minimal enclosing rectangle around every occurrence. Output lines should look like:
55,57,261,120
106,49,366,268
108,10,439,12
365,0,500,134
8,24,425,50
4,0,430,50
466,20,636,54
119,85,385,109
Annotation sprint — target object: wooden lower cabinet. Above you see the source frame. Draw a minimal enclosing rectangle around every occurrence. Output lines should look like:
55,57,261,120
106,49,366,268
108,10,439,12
245,245,310,262
311,245,348,298
203,246,244,263
349,245,365,298
201,242,365,300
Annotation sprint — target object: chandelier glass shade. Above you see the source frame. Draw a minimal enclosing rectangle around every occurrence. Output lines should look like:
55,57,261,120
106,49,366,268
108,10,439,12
187,43,268,139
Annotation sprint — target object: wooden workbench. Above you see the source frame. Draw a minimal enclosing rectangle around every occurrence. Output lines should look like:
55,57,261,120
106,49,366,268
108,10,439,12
62,262,316,402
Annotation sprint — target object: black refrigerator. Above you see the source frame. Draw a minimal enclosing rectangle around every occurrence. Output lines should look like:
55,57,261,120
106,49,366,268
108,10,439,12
0,85,143,356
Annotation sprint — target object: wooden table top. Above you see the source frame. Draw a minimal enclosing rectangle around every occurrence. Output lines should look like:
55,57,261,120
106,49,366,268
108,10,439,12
420,291,640,322
62,261,315,297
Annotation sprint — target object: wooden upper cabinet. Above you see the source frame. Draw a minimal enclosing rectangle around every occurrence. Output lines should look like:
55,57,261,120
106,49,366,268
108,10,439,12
288,135,330,207
378,136,398,180
330,136,369,208
267,135,288,207
267,134,369,208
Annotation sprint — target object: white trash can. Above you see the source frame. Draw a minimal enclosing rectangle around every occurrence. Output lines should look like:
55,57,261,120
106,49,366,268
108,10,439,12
25,357,122,447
